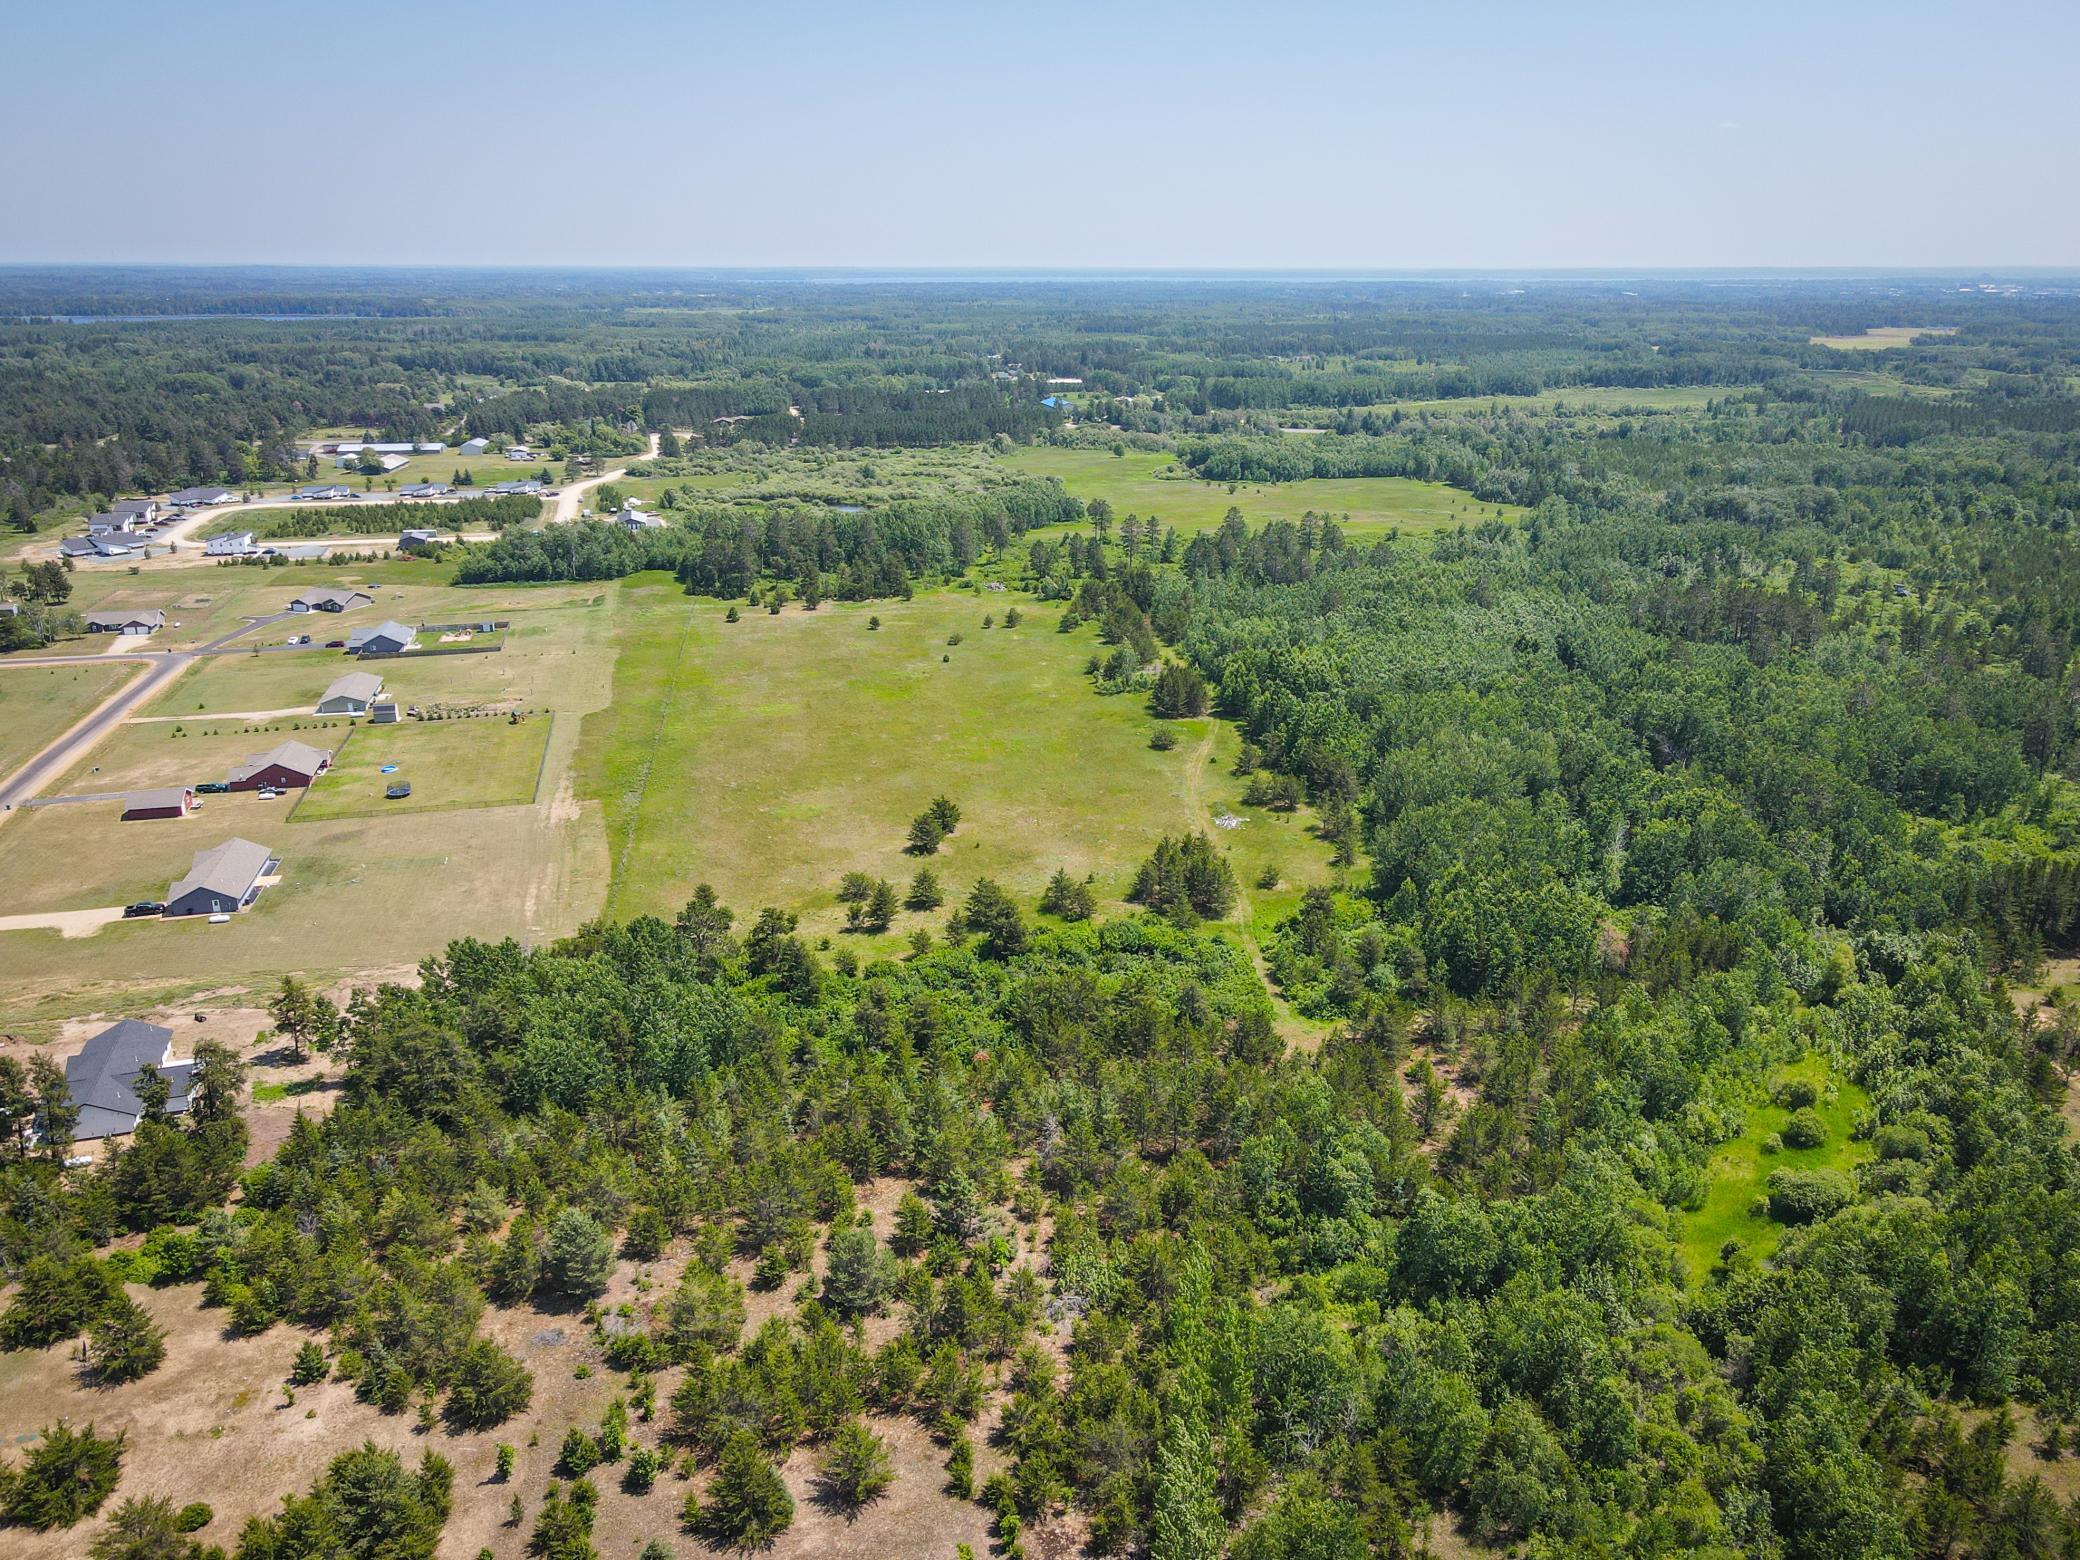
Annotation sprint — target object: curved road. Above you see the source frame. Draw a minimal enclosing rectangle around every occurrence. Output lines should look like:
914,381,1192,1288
0,614,287,813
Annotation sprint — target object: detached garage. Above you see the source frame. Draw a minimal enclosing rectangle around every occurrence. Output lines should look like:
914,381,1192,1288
123,786,195,821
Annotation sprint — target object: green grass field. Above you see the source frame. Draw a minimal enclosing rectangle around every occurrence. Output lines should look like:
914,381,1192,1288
579,577,1336,955
0,660,135,778
996,447,1520,536
1332,383,1744,416
1675,1056,1871,1283
296,714,550,820
1810,326,1956,350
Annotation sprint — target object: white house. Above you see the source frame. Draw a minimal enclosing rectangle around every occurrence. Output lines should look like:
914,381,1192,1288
504,445,531,461
205,530,258,557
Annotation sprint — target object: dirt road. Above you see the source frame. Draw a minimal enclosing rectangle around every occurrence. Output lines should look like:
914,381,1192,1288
549,431,661,524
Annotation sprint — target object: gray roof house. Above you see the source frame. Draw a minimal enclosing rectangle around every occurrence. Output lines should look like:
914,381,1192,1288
168,486,237,507
64,1020,195,1140
318,670,384,715
398,528,444,552
295,484,355,501
85,608,165,634
59,536,100,558
399,483,453,499
165,836,275,918
487,479,544,496
348,620,416,655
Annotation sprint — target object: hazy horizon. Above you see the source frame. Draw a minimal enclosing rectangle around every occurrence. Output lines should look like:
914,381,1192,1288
8,0,2076,271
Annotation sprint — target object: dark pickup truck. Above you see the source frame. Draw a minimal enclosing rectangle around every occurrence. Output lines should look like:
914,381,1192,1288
123,901,165,919
194,781,230,795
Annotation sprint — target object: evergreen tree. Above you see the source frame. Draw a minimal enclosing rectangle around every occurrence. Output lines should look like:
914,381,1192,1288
695,1430,794,1549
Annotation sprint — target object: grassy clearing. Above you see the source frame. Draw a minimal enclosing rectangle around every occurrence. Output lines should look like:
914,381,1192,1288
1810,325,1957,350
0,660,134,777
996,447,1519,536
296,714,550,820
1329,383,1744,416
580,577,1335,956
1676,1056,1871,1283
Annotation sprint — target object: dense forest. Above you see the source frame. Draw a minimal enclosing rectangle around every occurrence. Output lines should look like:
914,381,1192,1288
5,270,2080,1559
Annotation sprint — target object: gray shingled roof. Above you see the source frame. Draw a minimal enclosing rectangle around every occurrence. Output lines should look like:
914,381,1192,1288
226,739,330,784
167,836,273,911
347,620,415,652
124,786,193,815
322,671,383,705
65,1019,194,1140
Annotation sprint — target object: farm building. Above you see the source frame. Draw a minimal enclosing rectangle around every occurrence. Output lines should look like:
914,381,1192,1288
85,608,165,635
398,528,444,552
348,620,417,655
168,486,237,507
205,530,258,556
225,739,332,790
459,437,490,454
290,587,375,613
165,836,275,918
123,786,196,821
318,670,384,715
64,1020,194,1140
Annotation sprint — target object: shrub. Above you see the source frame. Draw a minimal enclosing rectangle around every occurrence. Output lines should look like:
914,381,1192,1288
4,1421,125,1529
176,1502,213,1532
1781,1107,1828,1149
559,1427,602,1476
1772,1077,1819,1110
817,1419,894,1508
446,1338,535,1430
1765,1168,1856,1225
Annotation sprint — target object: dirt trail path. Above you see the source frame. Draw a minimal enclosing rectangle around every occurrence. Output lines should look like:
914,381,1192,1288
549,431,662,525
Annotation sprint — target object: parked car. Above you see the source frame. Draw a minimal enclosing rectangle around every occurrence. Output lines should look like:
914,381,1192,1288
256,786,281,799
287,633,310,645
325,639,346,649
385,781,413,799
122,901,165,918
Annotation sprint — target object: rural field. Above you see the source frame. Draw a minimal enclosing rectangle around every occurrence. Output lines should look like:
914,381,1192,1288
295,712,551,820
0,659,135,776
996,445,1520,535
582,576,1337,957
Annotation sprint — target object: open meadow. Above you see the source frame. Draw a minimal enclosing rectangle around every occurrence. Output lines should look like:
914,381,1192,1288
581,577,1336,958
996,445,1519,536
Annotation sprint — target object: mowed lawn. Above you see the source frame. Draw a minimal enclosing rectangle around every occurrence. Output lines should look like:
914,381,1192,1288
997,447,1517,537
582,577,1310,946
1675,1057,1871,1283
296,714,550,819
0,660,135,777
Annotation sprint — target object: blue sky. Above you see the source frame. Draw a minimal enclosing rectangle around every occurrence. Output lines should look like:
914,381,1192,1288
5,0,2075,267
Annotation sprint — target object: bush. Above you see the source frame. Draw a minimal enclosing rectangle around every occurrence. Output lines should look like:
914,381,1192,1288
541,1209,615,1299
1772,1077,1819,1110
446,1338,535,1429
817,1419,894,1509
559,1427,602,1476
176,1502,213,1532
1765,1167,1856,1225
3,1421,125,1529
1780,1107,1828,1149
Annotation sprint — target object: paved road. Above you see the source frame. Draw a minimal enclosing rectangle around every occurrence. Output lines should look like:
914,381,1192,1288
0,613,288,811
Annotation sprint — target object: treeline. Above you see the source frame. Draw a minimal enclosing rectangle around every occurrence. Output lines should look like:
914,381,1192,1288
241,494,543,540
456,481,1082,596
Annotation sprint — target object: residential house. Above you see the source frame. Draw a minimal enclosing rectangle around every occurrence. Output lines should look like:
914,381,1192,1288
59,536,101,559
294,484,355,501
317,670,384,715
504,445,531,461
347,620,416,656
87,511,147,535
224,739,331,791
487,479,543,496
168,486,237,508
64,1020,194,1140
619,505,665,531
289,587,375,613
205,530,258,557
164,836,275,918
85,608,165,635
111,497,161,525
398,483,453,499
397,528,444,553
123,786,196,821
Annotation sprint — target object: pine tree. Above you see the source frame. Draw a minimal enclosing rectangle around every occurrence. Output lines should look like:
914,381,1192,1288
817,1418,894,1508
906,868,943,910
87,1297,166,1384
698,1430,793,1548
